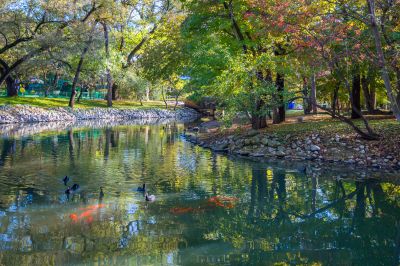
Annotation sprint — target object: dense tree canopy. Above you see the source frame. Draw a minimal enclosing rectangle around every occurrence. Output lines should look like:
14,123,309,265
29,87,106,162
0,0,399,135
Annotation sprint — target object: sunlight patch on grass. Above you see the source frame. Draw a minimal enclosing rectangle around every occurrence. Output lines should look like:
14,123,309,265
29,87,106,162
0,97,168,109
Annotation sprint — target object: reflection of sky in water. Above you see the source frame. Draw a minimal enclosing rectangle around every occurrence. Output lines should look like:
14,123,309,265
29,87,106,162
126,203,138,214
147,216,156,224
167,252,174,264
176,149,197,173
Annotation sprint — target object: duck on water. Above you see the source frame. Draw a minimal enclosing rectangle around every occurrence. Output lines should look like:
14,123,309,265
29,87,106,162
65,184,80,195
145,192,155,202
137,184,146,192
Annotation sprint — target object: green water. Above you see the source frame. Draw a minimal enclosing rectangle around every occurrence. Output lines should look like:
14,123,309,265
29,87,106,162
0,123,399,265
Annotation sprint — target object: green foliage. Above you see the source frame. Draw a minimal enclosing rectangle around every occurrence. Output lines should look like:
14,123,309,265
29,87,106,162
117,72,150,101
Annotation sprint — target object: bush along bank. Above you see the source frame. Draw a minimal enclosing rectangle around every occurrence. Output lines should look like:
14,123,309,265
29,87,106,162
183,127,400,171
0,105,201,124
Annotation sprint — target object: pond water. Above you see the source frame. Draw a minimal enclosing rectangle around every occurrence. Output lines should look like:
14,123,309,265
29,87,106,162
0,122,399,265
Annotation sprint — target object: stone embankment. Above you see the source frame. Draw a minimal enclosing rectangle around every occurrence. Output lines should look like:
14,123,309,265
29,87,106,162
0,105,200,124
184,124,400,171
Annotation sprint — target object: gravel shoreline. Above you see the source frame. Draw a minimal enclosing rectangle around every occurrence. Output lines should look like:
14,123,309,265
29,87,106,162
0,105,201,124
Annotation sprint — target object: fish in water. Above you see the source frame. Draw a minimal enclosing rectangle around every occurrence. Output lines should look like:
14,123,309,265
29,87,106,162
207,196,238,208
62,176,69,186
69,204,106,223
69,213,78,222
170,207,195,215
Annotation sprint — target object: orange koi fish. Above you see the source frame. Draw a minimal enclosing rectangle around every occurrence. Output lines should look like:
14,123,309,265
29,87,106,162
170,207,195,215
207,196,238,208
69,204,106,223
69,213,78,222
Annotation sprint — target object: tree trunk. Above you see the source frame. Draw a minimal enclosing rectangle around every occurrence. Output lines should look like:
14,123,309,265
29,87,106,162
351,72,362,119
252,98,267,129
341,72,378,138
146,86,150,101
395,67,400,109
367,0,400,120
361,74,376,114
310,100,379,140
69,88,77,108
53,72,59,89
112,83,118,100
174,94,179,111
251,114,267,130
310,73,317,114
273,73,285,124
6,76,18,97
0,46,48,88
102,22,113,107
77,84,85,103
68,31,93,108
161,87,168,109
332,83,339,118
303,77,311,115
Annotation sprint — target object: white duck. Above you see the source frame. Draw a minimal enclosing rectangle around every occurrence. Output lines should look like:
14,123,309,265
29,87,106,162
145,192,155,202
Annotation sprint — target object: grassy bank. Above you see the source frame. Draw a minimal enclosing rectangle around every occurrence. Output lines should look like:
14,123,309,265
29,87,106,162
0,97,168,109
217,112,398,138
196,114,400,168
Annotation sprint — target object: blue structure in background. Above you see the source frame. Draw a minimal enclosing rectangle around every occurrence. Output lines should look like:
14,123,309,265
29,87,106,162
0,76,107,99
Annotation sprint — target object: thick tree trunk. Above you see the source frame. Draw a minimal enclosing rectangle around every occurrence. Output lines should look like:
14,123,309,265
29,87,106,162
112,83,118,100
310,73,317,114
251,114,267,130
69,88,77,108
6,76,18,97
273,73,285,124
351,72,362,119
0,46,48,88
367,0,400,120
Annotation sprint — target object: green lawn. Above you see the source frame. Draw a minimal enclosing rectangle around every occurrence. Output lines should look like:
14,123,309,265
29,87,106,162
0,96,168,109
268,117,399,137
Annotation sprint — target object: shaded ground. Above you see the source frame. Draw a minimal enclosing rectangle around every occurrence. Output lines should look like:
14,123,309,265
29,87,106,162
190,112,400,170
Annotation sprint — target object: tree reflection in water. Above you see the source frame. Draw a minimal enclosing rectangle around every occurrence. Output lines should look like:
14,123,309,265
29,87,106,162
0,124,399,265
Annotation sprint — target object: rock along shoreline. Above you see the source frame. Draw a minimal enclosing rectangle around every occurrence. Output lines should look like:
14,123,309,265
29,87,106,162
183,123,400,172
0,105,201,124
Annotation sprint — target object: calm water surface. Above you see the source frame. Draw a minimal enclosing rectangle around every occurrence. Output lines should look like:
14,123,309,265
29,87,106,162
0,122,399,265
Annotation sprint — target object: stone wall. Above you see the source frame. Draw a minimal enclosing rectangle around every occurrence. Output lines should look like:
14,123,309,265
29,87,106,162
0,105,200,124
